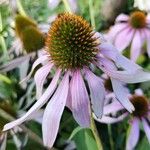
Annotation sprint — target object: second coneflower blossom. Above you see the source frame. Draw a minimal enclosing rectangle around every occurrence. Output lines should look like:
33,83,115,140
107,10,150,61
3,13,150,148
95,89,150,150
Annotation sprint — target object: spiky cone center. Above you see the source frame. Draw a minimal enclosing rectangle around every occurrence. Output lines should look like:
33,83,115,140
15,15,45,53
130,11,146,28
130,95,149,117
46,13,99,70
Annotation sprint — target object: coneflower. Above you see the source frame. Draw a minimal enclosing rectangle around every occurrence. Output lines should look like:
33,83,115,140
107,10,150,61
95,89,150,150
3,13,150,148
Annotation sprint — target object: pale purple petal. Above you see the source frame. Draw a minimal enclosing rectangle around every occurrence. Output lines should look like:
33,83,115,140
0,54,31,72
131,30,142,62
103,100,124,115
85,70,105,118
111,78,134,112
115,14,129,22
107,23,128,42
142,118,150,143
99,42,118,61
20,55,49,83
126,118,140,150
94,112,128,124
99,42,142,72
3,70,61,131
71,70,90,127
42,72,69,148
115,54,142,72
34,63,53,99
99,59,150,83
115,27,135,52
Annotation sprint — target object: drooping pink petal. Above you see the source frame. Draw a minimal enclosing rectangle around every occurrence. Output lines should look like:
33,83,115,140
0,54,32,72
115,54,142,72
142,118,150,143
71,70,90,127
103,100,124,115
99,58,150,83
107,23,128,42
111,78,134,112
34,63,53,99
42,72,69,148
131,30,142,62
99,42,118,61
99,42,142,72
94,112,128,124
3,70,61,131
114,27,135,52
115,14,129,22
20,55,49,83
85,70,105,118
126,118,140,150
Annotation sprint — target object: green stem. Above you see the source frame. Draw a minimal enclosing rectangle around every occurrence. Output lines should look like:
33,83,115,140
108,124,114,150
0,108,43,146
16,0,27,16
62,0,72,13
90,114,103,150
0,12,9,61
88,0,96,29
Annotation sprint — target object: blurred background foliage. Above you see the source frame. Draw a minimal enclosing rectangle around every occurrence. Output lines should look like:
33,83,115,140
0,0,150,150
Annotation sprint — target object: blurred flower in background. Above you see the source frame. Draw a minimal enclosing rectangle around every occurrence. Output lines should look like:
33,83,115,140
107,10,150,62
95,88,150,150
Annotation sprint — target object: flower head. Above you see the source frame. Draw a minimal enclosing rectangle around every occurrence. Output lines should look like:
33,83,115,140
95,89,150,150
130,95,149,117
107,10,150,61
15,15,45,54
3,13,150,148
46,13,98,69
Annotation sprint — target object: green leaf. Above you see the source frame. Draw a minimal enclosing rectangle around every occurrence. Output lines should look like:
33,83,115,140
72,128,98,150
69,126,84,140
136,137,150,150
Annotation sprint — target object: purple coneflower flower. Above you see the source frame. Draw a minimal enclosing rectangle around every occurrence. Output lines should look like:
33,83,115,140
107,10,150,61
3,13,150,148
95,89,150,150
